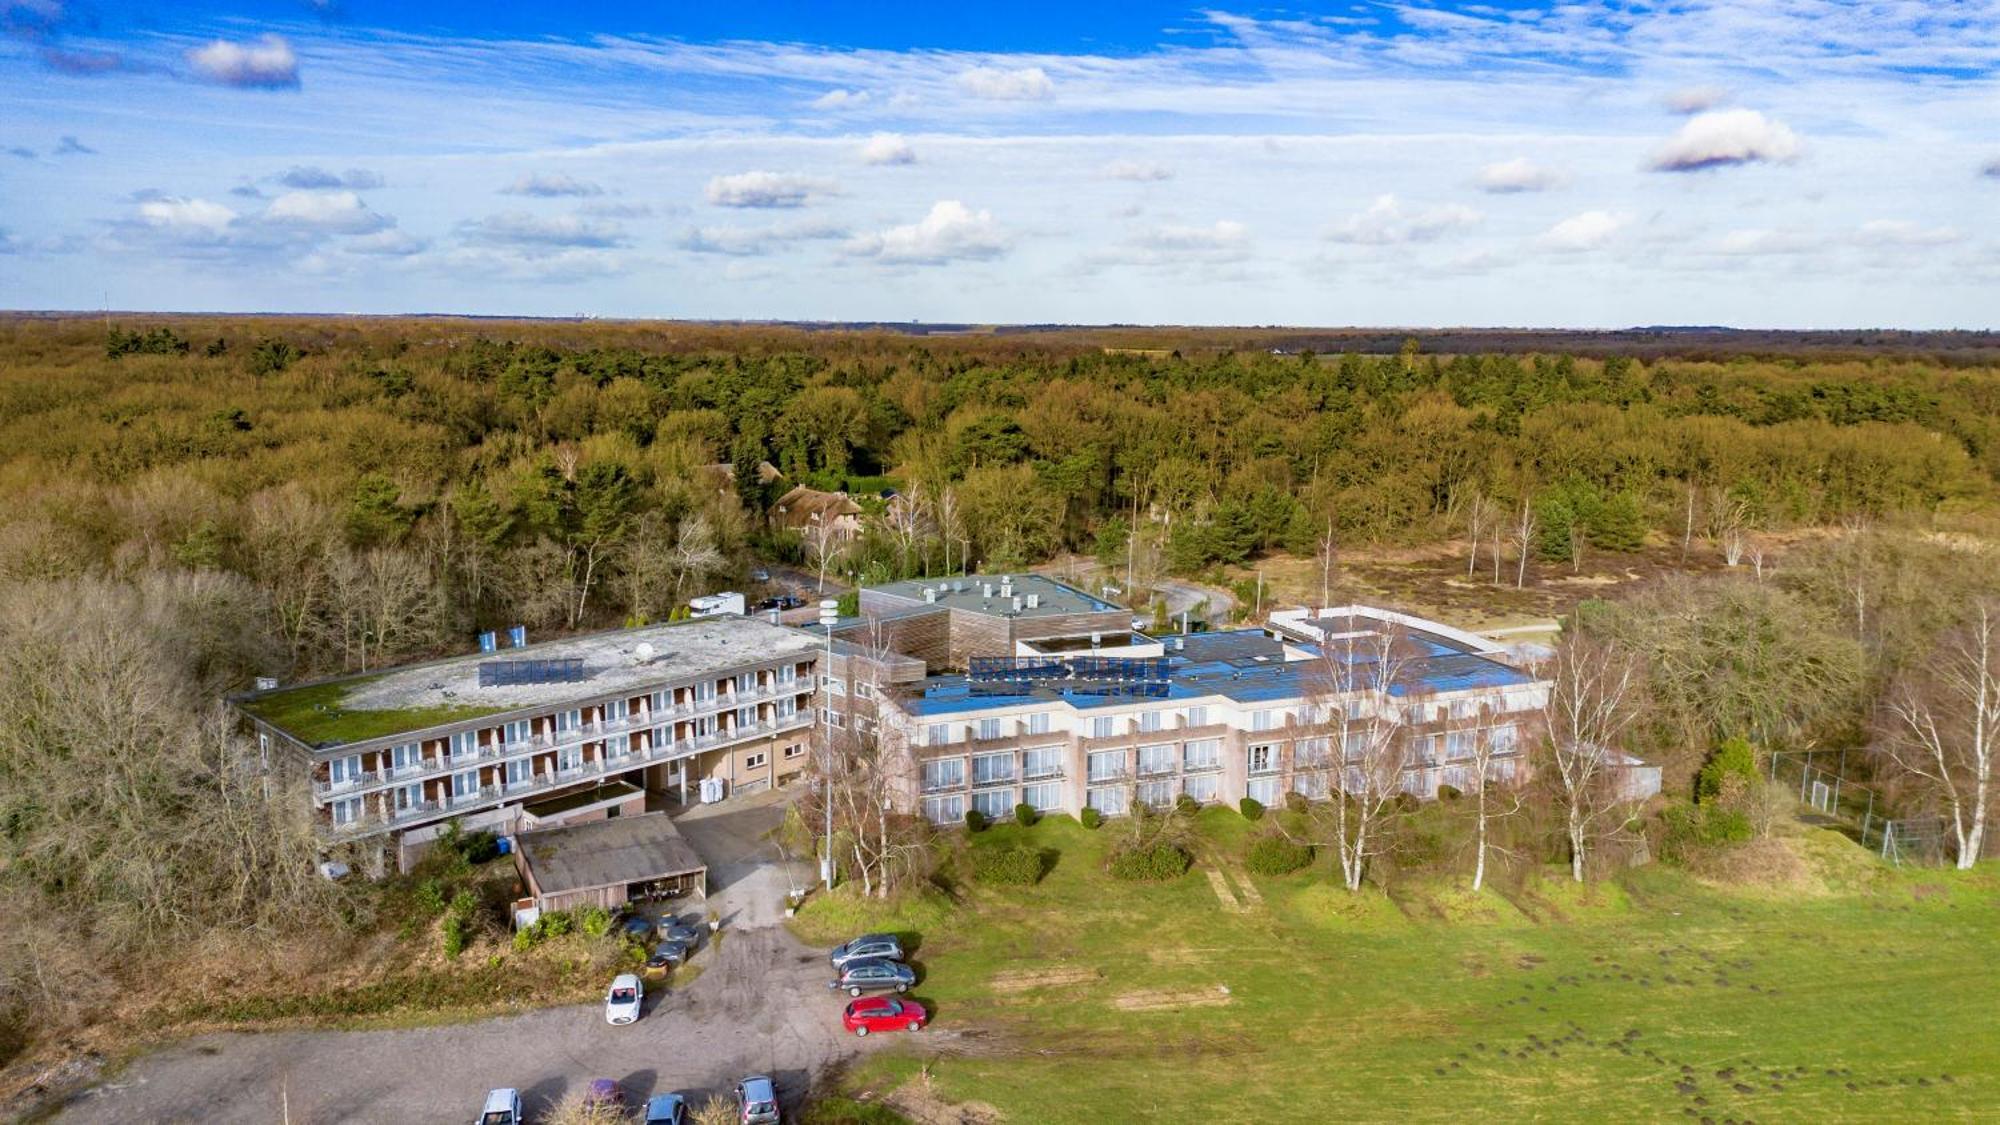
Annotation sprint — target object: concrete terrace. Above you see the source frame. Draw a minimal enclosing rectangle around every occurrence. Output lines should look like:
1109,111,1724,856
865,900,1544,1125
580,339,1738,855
238,617,822,749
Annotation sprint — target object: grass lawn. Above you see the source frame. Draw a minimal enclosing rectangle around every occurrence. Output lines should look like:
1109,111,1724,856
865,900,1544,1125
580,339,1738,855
795,810,2000,1122
237,676,508,746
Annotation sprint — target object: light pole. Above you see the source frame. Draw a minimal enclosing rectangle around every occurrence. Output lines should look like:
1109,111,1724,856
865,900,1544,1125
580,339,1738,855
818,597,839,890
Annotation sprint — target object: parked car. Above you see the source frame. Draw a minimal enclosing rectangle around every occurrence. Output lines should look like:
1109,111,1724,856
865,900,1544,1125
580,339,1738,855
604,973,643,1025
584,1078,624,1109
842,996,928,1036
644,1093,689,1124
658,916,703,944
477,1088,522,1125
775,594,805,610
735,1075,781,1124
645,939,691,973
829,933,904,970
750,567,771,583
619,914,656,942
829,958,916,997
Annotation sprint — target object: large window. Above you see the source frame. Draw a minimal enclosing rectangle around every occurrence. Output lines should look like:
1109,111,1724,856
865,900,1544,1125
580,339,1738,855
1247,744,1277,775
1026,712,1051,734
1022,746,1064,779
1184,739,1221,772
976,717,1003,741
972,752,1015,786
1137,744,1176,777
1090,715,1117,739
971,788,1013,819
1250,709,1275,732
1293,771,1328,800
1183,773,1219,804
1021,782,1062,812
1136,779,1174,809
1185,705,1209,727
926,723,956,747
1087,750,1127,782
922,757,966,792
1295,737,1331,769
505,758,531,786
558,709,582,733
449,731,479,760
606,698,629,723
1138,710,1164,733
503,721,531,747
329,754,363,786
1444,730,1475,760
922,794,965,824
451,770,479,800
1087,786,1130,816
1247,776,1281,807
391,742,421,773
1491,723,1519,751
331,796,363,826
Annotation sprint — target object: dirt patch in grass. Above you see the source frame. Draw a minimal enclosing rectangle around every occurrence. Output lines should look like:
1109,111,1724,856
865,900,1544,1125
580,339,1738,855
1693,838,1816,892
989,965,1102,994
883,1077,1005,1124
1111,986,1234,1012
1146,947,1220,967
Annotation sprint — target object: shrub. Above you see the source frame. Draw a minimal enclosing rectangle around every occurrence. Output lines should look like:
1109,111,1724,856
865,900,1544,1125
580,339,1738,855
970,844,1046,886
1698,737,1760,803
1393,792,1420,814
1436,784,1463,801
1174,793,1201,817
577,905,612,939
1244,834,1312,876
1108,840,1193,882
1080,807,1103,829
964,808,988,833
1013,802,1039,827
414,878,447,917
441,890,479,959
1283,791,1309,815
1238,796,1265,821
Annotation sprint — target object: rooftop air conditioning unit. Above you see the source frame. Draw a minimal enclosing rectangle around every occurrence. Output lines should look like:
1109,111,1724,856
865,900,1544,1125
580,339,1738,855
1026,593,1040,609
983,583,994,598
924,587,938,604
1012,596,1023,613
1091,631,1102,648
999,579,1013,598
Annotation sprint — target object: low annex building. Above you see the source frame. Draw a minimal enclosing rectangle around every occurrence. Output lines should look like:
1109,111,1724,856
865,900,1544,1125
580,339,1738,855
513,812,706,922
231,616,823,870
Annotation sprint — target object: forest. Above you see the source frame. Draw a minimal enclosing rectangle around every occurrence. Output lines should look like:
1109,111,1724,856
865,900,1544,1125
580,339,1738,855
2,315,1998,1101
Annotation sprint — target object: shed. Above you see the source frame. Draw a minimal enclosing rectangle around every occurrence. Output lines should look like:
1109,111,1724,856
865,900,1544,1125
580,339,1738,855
513,812,707,921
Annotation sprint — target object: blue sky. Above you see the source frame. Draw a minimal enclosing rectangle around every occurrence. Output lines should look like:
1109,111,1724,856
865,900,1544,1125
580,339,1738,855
3,2,1998,326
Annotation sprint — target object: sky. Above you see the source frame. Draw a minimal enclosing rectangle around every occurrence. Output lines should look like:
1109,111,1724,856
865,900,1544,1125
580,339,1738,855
2,2,1998,327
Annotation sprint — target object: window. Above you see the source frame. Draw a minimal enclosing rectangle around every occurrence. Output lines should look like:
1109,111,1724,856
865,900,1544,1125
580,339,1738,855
1025,712,1051,734
557,709,582,734
651,725,672,751
1185,705,1209,727
1136,779,1174,809
1295,737,1331,768
1451,699,1479,721
451,770,478,800
1139,710,1163,732
505,758,531,786
1183,739,1221,772
922,794,965,825
1250,709,1275,732
745,752,766,770
1090,715,1117,739
694,716,715,739
735,673,756,695
921,757,966,792
972,752,1015,786
1088,786,1130,816
826,677,847,696
1293,771,1328,800
649,689,669,714
1415,735,1441,766
855,717,873,735
1137,744,1176,776
736,706,756,729
393,783,422,811
855,681,875,699
1344,730,1371,760
1491,723,1519,751
779,663,798,684
1445,730,1475,760
556,745,582,771
775,697,797,719
694,681,716,703
450,731,479,760
971,788,1013,819
606,698,629,723
1021,782,1062,812
824,709,846,729
784,743,806,759
329,754,363,786
976,717,1003,741
1087,750,1127,782
331,796,363,826
1183,774,1219,803
1022,746,1064,779
926,723,956,747
1247,776,1281,807
391,743,421,773
1247,744,1277,775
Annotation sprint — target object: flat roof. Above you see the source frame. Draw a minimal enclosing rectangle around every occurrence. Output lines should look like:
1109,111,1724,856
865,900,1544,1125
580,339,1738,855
898,627,1538,716
237,617,821,749
517,813,705,896
868,573,1124,619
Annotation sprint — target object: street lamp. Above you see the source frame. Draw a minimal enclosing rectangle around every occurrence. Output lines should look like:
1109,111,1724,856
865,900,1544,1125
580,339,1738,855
818,597,839,890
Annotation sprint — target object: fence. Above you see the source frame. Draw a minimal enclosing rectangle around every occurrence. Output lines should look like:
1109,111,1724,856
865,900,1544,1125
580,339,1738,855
1769,750,1940,867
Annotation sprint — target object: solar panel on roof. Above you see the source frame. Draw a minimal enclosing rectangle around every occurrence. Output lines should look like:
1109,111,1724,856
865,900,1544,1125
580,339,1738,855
478,657,587,687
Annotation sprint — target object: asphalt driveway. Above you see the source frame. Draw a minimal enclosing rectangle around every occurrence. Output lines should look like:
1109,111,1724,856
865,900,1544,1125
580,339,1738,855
62,795,854,1124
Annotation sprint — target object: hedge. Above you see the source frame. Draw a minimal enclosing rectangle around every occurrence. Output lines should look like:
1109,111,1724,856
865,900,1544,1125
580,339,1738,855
1238,796,1265,821
1244,835,1313,876
971,844,1047,886
1079,807,1103,829
1014,802,1039,827
1109,840,1193,882
964,808,988,833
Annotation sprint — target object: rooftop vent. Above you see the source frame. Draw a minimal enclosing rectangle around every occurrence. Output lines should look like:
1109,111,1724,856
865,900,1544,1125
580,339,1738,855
478,631,498,653
634,642,657,665
1026,593,1040,609
983,583,994,598
999,578,1013,598
507,624,528,648
1091,631,1102,649
924,587,938,604
1012,596,1023,613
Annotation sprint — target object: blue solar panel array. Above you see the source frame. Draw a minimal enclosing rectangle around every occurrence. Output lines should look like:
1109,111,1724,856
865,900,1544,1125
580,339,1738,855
967,655,1171,697
478,657,587,687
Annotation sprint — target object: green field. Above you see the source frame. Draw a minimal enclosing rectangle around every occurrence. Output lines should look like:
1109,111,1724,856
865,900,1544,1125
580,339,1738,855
794,812,2000,1122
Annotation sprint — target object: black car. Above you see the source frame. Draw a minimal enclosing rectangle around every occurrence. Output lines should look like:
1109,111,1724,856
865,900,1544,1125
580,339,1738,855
829,933,904,970
658,916,703,945
646,939,691,972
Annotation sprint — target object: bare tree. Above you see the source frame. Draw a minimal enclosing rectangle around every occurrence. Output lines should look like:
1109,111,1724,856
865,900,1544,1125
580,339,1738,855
935,485,964,577
1706,486,1749,567
1305,624,1415,892
1680,483,1700,562
803,513,848,594
1463,490,1499,578
1512,499,1538,589
1878,600,1999,869
1317,516,1339,608
1544,629,1644,882
322,547,445,672
667,513,727,603
813,619,930,896
884,483,932,577
1459,703,1525,893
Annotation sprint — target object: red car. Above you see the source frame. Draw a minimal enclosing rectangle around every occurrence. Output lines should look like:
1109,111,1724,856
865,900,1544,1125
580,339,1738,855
842,996,928,1036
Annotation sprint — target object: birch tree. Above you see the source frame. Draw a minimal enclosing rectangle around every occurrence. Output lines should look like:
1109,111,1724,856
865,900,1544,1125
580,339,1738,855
1463,490,1499,578
1307,624,1415,892
1512,499,1538,589
1544,629,1644,882
1459,703,1525,893
1878,600,1999,869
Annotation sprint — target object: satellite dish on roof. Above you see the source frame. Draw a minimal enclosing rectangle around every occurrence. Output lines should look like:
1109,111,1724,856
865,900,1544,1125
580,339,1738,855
635,642,657,664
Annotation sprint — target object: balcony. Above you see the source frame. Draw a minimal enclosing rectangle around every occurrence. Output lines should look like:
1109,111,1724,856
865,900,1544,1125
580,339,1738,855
1086,768,1130,785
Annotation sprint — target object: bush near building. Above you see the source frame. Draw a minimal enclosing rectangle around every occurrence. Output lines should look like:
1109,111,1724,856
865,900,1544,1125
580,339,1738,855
1108,840,1193,882
970,844,1047,886
1244,834,1313,876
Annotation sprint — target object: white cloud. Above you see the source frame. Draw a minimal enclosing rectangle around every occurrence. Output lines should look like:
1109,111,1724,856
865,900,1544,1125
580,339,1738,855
1854,219,1962,247
859,134,915,166
1664,85,1729,115
1476,157,1564,194
679,220,848,256
1648,109,1802,173
1102,159,1173,182
1117,220,1251,264
1539,210,1630,252
138,196,236,234
503,172,604,197
812,88,869,110
344,229,427,257
1326,195,1482,244
264,190,391,234
704,171,839,208
956,66,1053,101
1710,228,1820,256
845,200,1007,264
187,35,300,89
462,212,627,248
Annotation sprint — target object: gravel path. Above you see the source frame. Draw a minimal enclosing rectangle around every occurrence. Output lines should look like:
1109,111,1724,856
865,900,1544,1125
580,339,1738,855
62,797,860,1125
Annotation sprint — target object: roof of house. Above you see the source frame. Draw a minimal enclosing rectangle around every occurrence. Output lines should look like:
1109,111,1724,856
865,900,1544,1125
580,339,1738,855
517,813,705,896
866,573,1124,620
235,616,821,750
773,485,863,525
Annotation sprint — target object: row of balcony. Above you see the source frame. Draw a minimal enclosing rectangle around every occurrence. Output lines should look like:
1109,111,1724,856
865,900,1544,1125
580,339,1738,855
321,713,813,832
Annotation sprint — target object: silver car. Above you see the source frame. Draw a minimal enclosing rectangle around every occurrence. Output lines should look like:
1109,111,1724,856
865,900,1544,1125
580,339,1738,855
828,957,915,997
736,1075,780,1124
829,933,903,970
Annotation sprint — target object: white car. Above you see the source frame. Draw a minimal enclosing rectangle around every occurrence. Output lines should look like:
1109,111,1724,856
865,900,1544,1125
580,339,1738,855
605,972,644,1025
477,1088,522,1125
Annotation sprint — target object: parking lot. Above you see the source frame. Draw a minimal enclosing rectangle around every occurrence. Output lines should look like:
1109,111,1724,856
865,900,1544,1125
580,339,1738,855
62,796,859,1124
